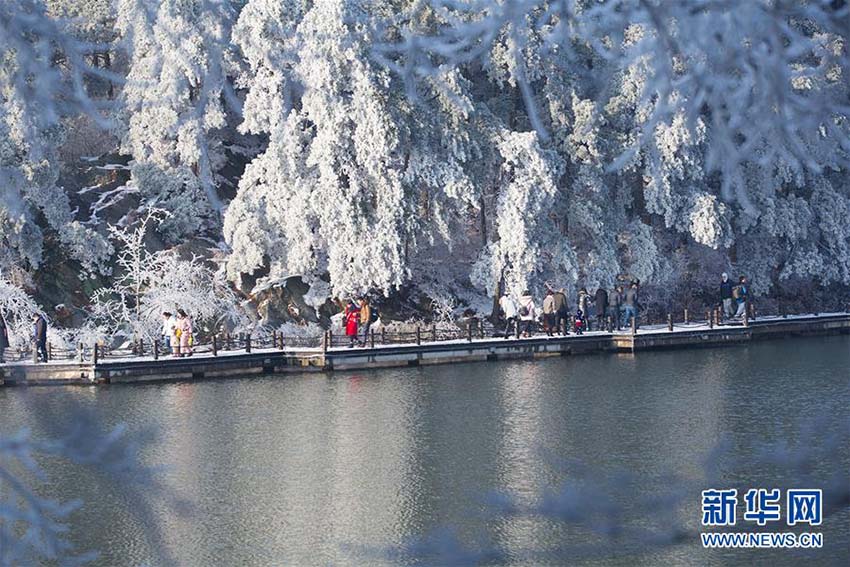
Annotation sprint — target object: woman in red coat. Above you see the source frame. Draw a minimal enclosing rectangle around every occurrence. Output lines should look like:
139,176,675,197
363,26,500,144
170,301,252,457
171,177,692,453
344,300,360,347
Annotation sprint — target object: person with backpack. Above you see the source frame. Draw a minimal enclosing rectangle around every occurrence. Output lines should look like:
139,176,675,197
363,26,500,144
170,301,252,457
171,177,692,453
733,276,749,319
720,273,734,320
358,298,375,346
177,309,194,357
594,286,608,331
552,288,569,335
499,292,518,338
518,291,536,337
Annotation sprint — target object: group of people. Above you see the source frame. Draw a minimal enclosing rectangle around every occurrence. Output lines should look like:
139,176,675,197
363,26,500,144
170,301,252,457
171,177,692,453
499,280,642,338
720,273,749,319
162,310,194,357
1,313,49,364
342,298,378,347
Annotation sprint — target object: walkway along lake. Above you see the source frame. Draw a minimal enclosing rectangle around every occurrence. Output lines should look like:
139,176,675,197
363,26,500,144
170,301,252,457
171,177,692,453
2,312,850,386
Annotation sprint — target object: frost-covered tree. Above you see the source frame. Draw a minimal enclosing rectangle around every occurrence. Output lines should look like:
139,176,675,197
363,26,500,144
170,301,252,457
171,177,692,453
226,0,484,297
88,210,247,342
115,0,237,239
0,0,113,275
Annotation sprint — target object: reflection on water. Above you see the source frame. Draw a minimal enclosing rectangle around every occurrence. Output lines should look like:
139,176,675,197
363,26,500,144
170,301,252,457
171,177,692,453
1,336,848,565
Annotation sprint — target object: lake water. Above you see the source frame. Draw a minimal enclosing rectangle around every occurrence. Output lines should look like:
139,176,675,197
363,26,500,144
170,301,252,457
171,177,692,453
1,335,849,565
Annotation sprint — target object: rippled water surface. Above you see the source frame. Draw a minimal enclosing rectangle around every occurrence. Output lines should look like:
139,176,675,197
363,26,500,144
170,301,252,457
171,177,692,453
2,335,849,565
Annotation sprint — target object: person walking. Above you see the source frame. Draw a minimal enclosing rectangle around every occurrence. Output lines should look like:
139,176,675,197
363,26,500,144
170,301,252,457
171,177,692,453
542,289,556,336
358,298,372,346
577,288,590,328
609,286,622,330
594,286,609,331
623,282,639,329
518,291,536,337
33,313,48,363
0,312,9,363
162,311,176,351
177,309,194,357
499,292,518,338
344,300,360,347
552,288,569,335
733,276,749,319
720,273,734,320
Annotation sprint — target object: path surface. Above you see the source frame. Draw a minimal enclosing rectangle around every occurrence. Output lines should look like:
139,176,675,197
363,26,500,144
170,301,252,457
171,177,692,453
2,313,848,386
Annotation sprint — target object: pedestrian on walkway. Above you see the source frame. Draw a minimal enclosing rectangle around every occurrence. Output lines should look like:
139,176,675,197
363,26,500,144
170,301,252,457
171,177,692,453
177,309,194,357
594,286,608,331
574,309,586,335
344,300,360,347
33,313,48,363
518,291,536,337
542,289,556,336
609,285,622,330
720,273,734,320
0,312,9,363
623,282,639,329
577,288,590,321
162,311,176,351
733,276,749,318
499,292,518,338
552,288,569,335
358,298,372,346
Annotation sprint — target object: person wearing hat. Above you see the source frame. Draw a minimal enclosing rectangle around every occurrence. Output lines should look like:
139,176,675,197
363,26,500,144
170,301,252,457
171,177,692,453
719,272,734,320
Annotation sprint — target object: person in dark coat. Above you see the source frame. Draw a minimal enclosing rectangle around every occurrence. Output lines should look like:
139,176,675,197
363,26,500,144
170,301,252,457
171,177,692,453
594,287,608,331
0,313,9,363
33,313,48,363
720,272,734,320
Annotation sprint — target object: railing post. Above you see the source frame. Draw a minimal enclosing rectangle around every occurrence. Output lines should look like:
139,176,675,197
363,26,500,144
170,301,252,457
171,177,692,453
245,336,251,353
78,342,84,363
272,330,277,351
93,344,99,366
479,320,485,339
322,330,329,353
416,325,421,345
608,315,613,333
47,342,52,361
380,327,386,345
467,323,473,342
226,332,232,350
743,308,749,328
750,302,756,320
153,340,159,360
370,329,375,348
631,314,637,335
707,310,713,329
668,313,673,332
212,335,218,356
138,340,144,357
683,309,689,325
431,324,437,343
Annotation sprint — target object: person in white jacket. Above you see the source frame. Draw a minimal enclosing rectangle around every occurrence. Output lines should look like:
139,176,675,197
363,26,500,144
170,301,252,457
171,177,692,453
499,293,518,338
518,291,536,337
161,311,176,352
